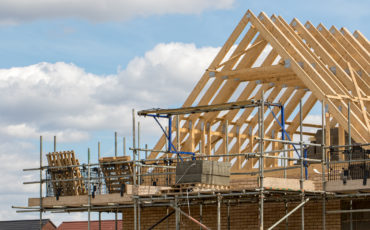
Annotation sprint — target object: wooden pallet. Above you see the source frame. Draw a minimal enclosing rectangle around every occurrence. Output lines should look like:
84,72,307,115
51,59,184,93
46,151,86,196
99,156,133,194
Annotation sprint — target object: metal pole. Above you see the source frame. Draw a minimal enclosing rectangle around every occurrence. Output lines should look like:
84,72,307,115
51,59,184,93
267,198,310,230
39,136,43,230
299,100,304,230
175,196,180,230
99,212,101,230
115,132,118,157
138,122,141,186
98,141,102,195
145,144,148,159
322,101,326,230
348,101,353,230
281,106,287,178
171,205,211,230
285,201,288,230
138,200,141,230
176,115,180,163
54,135,56,152
217,194,221,230
88,148,91,230
132,109,137,230
124,137,126,156
114,132,118,230
138,121,141,159
225,120,229,162
227,200,231,230
199,203,203,230
259,92,265,230
115,209,118,230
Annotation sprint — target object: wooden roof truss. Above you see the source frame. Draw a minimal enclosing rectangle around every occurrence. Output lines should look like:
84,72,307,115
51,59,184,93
148,10,369,173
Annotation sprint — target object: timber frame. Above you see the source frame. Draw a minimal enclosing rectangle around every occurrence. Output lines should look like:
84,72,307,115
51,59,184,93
148,10,370,173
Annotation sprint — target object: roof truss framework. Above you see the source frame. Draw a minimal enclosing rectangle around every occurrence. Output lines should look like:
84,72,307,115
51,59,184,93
148,10,370,172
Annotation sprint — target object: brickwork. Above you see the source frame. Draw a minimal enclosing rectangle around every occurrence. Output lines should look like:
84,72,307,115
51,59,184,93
122,200,341,229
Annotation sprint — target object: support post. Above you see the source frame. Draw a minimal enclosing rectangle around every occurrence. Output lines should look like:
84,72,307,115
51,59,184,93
259,92,265,230
54,135,56,152
175,196,180,230
217,194,221,230
145,144,148,159
348,101,353,230
200,203,203,230
133,109,137,230
299,100,305,230
123,137,126,156
98,141,102,194
115,209,118,230
39,136,43,230
281,106,287,178
322,101,326,230
99,212,101,230
227,200,230,230
115,131,117,157
225,120,229,162
88,148,91,230
176,115,180,163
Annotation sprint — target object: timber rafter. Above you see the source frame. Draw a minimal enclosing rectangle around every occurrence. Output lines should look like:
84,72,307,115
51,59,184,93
147,10,370,173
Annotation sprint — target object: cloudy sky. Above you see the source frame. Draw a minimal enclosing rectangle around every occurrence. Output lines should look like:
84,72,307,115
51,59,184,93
0,0,369,225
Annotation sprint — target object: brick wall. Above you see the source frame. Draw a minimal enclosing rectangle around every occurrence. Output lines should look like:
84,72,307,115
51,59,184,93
122,200,341,229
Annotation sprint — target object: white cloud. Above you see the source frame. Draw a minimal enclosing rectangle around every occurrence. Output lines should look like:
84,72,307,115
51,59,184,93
0,43,219,141
0,0,234,24
0,42,219,222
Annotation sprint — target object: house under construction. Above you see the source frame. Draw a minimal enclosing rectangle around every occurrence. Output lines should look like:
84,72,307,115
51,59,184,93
15,10,370,230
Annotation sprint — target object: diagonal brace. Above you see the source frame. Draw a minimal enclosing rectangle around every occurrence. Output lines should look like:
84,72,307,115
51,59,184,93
170,205,211,230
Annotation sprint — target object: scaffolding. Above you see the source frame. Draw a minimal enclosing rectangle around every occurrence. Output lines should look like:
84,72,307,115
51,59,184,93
13,98,370,230
13,9,370,230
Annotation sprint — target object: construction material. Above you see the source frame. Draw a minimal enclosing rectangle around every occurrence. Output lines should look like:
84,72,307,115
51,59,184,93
46,151,86,196
99,156,133,193
175,160,230,185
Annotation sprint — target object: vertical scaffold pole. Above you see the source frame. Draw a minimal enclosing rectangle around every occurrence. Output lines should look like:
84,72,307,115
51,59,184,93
225,120,229,162
300,100,305,230
322,101,326,230
114,132,118,230
227,200,231,230
123,137,126,156
39,136,43,230
98,141,102,230
88,148,91,230
217,194,221,230
348,101,353,230
54,136,56,152
176,115,180,163
175,196,180,230
281,106,287,179
259,92,265,230
199,203,203,230
133,109,137,230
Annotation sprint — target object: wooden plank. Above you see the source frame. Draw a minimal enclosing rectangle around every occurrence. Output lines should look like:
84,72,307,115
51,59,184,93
290,18,369,95
315,23,370,86
247,11,367,143
353,30,370,52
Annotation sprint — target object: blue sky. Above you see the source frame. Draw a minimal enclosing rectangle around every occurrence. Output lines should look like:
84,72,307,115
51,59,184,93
0,0,368,74
0,0,368,224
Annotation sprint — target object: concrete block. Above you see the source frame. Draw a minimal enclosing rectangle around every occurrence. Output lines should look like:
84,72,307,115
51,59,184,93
175,160,230,185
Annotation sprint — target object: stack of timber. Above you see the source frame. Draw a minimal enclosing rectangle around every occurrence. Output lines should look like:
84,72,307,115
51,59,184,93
99,156,133,193
46,151,86,196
